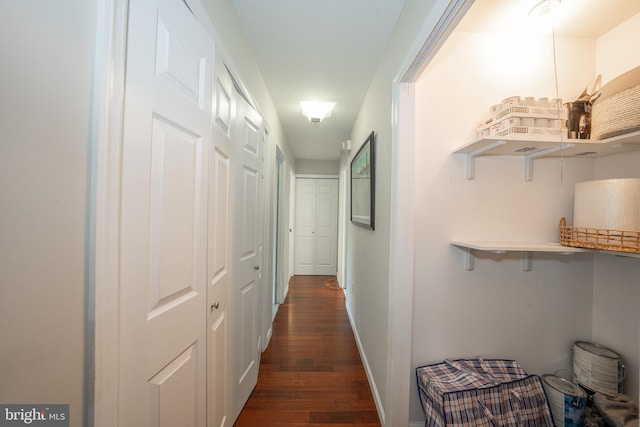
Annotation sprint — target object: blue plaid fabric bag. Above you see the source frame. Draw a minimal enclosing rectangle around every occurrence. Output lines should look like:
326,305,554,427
416,358,554,427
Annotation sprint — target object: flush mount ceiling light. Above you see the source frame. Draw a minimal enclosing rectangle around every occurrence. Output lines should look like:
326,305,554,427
528,0,561,21
300,101,336,125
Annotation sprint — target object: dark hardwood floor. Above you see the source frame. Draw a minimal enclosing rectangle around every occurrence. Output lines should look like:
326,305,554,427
233,275,381,427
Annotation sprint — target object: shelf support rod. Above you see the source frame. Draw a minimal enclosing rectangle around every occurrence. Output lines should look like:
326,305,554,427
523,143,575,181
463,248,475,271
522,252,532,271
465,140,506,179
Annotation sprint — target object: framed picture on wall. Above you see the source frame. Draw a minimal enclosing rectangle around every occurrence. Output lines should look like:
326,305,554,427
350,131,375,230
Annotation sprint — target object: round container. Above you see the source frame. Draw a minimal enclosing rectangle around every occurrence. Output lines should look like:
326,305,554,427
537,97,550,107
548,119,562,129
502,117,520,127
521,117,535,127
535,118,549,128
573,178,640,231
502,96,521,107
573,341,625,396
542,375,587,427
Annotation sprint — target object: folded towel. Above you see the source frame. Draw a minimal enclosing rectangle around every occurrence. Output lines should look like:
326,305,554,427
594,392,639,427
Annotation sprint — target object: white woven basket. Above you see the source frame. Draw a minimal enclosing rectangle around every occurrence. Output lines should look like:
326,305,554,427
592,66,640,140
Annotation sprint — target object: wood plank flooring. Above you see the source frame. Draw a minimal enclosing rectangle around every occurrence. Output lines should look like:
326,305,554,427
233,275,381,427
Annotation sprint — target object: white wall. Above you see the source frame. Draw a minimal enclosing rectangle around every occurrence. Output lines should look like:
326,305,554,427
296,159,340,175
596,13,640,85
343,1,454,424
0,1,97,425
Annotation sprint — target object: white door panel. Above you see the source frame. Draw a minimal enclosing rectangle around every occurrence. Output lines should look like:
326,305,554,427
208,62,235,427
239,282,257,382
297,236,315,268
210,150,230,281
148,344,199,427
316,237,333,267
315,179,338,275
208,308,227,427
232,97,263,418
119,0,212,425
240,167,258,259
148,118,202,314
294,179,316,275
294,178,338,275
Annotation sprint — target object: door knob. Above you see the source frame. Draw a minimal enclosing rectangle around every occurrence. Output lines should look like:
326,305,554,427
210,301,219,311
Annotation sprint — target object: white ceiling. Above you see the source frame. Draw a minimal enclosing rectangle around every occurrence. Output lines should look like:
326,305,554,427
232,0,406,161
232,0,640,161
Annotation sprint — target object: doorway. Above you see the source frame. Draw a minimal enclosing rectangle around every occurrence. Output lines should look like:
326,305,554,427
273,148,287,307
294,177,339,275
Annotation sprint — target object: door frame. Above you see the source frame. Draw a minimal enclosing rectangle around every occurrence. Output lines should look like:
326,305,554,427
260,126,274,351
91,0,128,425
287,170,295,293
386,1,473,425
293,175,339,276
337,154,350,289
272,146,286,306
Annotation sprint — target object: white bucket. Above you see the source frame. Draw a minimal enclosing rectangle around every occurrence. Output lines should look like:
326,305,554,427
542,375,587,427
573,341,625,396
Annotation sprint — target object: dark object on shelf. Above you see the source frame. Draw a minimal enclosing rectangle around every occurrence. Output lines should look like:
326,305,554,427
592,66,640,140
416,357,553,426
566,100,592,139
566,76,600,140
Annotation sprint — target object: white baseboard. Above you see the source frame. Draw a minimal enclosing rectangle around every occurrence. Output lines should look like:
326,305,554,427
345,305,386,425
264,326,272,351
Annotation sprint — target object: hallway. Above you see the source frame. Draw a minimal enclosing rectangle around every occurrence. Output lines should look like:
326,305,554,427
234,276,381,426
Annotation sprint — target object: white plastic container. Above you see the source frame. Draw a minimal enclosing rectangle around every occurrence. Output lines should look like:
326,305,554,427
542,375,587,427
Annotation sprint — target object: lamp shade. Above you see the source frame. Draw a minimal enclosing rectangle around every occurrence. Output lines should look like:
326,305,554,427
300,101,335,124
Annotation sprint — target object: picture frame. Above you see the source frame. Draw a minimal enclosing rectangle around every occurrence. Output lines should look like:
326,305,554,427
350,131,375,230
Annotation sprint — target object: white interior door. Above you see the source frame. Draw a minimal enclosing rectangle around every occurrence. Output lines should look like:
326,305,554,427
294,179,317,275
294,178,339,275
119,0,212,424
207,59,235,427
232,95,263,418
315,179,339,275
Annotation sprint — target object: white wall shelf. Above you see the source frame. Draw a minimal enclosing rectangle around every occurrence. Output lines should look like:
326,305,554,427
450,240,639,271
453,130,640,181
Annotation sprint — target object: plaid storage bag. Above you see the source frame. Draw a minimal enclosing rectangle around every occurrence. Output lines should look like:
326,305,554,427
416,358,554,427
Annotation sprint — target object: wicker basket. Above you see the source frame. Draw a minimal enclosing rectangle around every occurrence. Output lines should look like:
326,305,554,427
559,217,640,253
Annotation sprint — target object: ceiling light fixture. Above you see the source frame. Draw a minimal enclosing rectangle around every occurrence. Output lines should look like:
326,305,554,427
300,101,336,125
528,0,561,23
